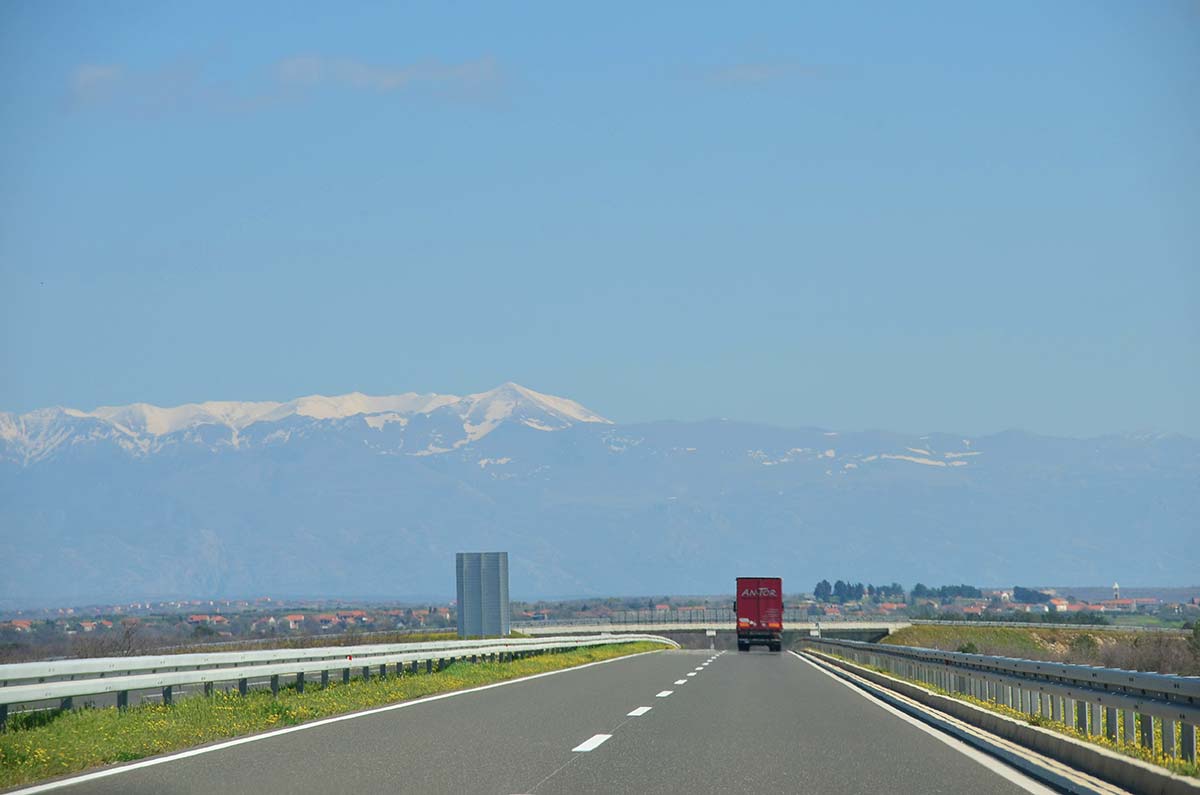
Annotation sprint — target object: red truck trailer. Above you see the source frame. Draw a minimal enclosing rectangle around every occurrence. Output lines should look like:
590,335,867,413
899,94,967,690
736,577,783,652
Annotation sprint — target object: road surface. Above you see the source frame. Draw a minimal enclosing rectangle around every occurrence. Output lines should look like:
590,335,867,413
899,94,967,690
36,648,1055,794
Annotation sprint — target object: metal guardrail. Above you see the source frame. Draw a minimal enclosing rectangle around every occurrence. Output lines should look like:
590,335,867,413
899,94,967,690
0,633,676,728
800,637,1199,764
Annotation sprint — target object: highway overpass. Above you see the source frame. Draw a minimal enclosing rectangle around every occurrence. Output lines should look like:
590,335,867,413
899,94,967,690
15,645,1103,795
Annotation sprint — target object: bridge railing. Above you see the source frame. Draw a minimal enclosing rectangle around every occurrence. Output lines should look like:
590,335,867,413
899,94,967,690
800,636,1199,763
0,633,676,729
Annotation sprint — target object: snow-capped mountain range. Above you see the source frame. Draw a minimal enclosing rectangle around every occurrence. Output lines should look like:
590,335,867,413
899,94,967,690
0,382,610,465
1,382,1197,605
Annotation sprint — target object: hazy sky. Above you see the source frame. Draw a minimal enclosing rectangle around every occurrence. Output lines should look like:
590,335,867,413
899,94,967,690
2,2,1197,436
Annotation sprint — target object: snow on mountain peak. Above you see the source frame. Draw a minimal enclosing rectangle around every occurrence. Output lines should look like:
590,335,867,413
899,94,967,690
460,382,612,440
1,383,611,462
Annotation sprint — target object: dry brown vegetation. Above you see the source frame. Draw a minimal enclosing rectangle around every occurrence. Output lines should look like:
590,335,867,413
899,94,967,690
884,624,1200,675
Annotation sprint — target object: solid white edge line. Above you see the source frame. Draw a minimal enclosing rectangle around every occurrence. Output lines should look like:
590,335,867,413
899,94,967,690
787,651,1056,795
571,733,612,752
626,706,652,717
10,648,670,794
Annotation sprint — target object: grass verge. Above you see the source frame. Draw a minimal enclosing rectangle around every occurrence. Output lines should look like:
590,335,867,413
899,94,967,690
0,641,667,790
814,650,1199,780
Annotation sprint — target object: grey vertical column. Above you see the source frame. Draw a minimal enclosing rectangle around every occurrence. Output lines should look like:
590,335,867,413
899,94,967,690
1122,710,1136,745
1181,723,1196,764
1163,720,1177,758
1140,714,1155,752
1088,702,1101,736
1104,706,1117,740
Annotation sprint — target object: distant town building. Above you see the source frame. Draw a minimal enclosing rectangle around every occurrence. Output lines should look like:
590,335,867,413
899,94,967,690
1113,582,1120,600
456,552,510,637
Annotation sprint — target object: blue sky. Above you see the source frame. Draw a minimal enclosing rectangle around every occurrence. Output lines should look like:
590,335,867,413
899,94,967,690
2,2,1197,436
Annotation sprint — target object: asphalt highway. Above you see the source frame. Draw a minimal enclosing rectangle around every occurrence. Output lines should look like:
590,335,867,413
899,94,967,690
42,648,1055,795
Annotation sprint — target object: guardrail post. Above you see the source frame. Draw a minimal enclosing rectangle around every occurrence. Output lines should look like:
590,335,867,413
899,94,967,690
296,672,305,694
410,660,418,675
321,670,329,689
60,696,73,711
118,690,129,710
162,686,172,706
203,682,214,698
1088,702,1101,736
0,704,6,731
342,668,350,685
427,659,434,674
1122,709,1135,745
238,678,248,696
1104,706,1117,740
270,675,279,698
1181,722,1196,763
379,664,387,679
361,666,370,682
1163,720,1177,758
1075,700,1088,733
1140,714,1154,751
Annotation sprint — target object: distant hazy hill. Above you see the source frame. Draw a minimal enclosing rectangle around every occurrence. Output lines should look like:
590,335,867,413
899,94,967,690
2,383,1196,606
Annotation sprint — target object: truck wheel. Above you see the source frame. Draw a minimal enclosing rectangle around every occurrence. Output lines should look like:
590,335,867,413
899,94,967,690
770,642,781,652
737,641,748,652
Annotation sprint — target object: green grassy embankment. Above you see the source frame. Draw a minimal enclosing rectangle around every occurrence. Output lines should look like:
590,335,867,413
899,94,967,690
0,641,667,790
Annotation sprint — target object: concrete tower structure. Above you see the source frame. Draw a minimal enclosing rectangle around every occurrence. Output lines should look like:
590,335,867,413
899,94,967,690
456,552,510,638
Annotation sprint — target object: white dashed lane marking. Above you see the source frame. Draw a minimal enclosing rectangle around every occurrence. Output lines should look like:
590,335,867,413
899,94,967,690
656,690,673,698
627,706,652,717
686,672,697,677
571,734,612,752
674,679,687,684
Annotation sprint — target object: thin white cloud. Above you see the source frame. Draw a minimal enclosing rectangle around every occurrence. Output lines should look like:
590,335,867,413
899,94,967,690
67,55,502,114
70,64,124,104
705,62,826,86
